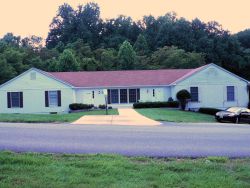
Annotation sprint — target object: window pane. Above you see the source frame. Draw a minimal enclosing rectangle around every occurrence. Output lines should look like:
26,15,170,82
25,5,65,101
190,87,199,102
111,89,119,104
227,86,235,101
49,91,58,106
11,92,20,107
120,89,128,103
129,89,137,103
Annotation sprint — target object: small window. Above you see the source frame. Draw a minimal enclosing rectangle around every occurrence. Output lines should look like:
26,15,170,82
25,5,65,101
110,89,119,103
92,91,95,99
190,87,199,102
120,89,128,103
30,72,36,80
48,91,58,106
153,89,155,97
129,89,137,103
227,86,235,101
7,92,23,108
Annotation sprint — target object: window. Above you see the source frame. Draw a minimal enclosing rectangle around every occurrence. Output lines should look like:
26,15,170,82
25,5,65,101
190,87,199,102
92,91,95,99
107,88,140,104
120,89,128,103
49,91,58,106
111,89,119,103
45,90,61,107
129,89,137,103
227,86,235,101
153,89,155,97
7,92,23,108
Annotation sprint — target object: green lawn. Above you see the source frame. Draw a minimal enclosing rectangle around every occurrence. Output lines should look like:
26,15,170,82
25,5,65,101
0,109,118,123
0,151,249,187
136,108,216,123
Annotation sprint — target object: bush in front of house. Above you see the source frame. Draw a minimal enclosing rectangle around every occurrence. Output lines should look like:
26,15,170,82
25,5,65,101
176,90,191,110
198,107,221,115
133,101,179,109
98,104,106,109
69,103,94,110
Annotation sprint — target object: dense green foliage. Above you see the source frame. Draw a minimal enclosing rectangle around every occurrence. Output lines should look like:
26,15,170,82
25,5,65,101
69,103,94,110
136,108,215,123
133,101,179,109
1,151,250,187
176,89,191,110
0,2,250,84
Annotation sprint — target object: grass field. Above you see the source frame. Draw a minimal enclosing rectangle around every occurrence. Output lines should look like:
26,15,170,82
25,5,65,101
0,151,249,187
136,108,216,123
0,109,118,123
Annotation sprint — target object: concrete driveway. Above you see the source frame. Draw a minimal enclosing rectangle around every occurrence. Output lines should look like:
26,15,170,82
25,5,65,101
72,108,161,126
0,122,250,157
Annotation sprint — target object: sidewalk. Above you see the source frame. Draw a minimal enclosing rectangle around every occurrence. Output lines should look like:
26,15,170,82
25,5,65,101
72,108,161,126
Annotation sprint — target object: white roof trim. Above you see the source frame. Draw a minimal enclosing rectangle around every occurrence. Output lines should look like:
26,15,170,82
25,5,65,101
0,68,74,89
172,63,249,85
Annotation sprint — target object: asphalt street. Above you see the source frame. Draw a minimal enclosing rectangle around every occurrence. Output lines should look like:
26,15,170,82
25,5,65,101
0,122,250,157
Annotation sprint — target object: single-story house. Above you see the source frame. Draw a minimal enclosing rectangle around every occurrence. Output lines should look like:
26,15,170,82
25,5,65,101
0,63,249,114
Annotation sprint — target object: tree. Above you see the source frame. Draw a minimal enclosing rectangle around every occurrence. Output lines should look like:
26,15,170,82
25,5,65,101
133,34,149,56
176,90,191,110
118,40,136,70
150,46,205,69
0,58,16,83
57,49,80,71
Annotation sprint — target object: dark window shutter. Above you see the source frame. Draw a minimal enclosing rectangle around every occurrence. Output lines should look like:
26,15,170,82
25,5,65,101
57,90,61,107
45,91,49,107
7,92,11,108
20,92,23,108
107,89,111,104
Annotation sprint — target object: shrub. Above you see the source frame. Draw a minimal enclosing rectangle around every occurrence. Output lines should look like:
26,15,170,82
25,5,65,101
98,104,106,109
198,108,221,115
133,101,179,109
168,97,174,102
69,103,94,110
176,90,191,110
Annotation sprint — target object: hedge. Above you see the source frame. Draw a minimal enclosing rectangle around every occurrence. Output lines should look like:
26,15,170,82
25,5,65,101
198,107,221,115
133,101,179,109
69,103,94,110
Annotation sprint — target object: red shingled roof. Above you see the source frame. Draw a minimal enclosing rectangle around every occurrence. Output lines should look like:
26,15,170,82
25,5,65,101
48,66,206,87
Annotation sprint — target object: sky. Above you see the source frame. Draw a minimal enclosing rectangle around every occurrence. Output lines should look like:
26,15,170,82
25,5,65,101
0,0,250,39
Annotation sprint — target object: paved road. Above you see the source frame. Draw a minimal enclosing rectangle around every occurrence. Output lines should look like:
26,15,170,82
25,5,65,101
0,122,250,157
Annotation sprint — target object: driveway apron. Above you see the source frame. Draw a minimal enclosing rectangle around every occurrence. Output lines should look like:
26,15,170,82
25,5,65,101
72,108,161,126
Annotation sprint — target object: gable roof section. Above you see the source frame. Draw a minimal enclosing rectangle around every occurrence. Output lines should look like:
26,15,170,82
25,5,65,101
48,67,203,88
0,68,74,89
172,63,249,85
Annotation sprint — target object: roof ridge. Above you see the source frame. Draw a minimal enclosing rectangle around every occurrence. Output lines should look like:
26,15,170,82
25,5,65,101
48,68,196,74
